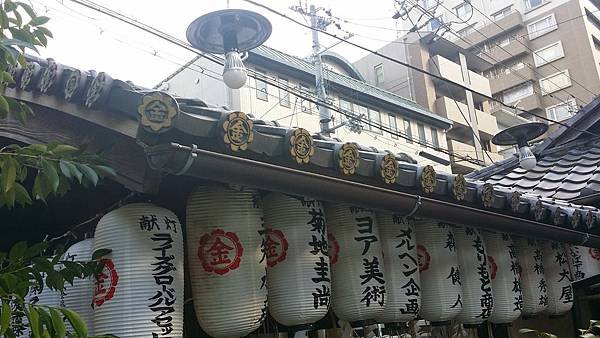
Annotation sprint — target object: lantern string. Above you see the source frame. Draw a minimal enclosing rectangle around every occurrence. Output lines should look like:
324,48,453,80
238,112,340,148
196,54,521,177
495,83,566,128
46,191,139,244
405,196,422,218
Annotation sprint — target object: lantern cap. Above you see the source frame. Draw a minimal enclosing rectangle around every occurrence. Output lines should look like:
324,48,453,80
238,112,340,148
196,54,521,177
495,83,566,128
186,9,272,54
491,122,548,147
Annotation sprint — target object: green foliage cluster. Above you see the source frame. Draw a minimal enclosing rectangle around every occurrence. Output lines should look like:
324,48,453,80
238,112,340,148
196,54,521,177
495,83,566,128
579,320,600,338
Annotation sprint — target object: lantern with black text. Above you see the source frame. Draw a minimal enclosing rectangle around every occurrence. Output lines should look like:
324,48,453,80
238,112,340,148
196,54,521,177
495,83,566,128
483,232,522,324
415,220,462,324
514,238,547,316
542,241,573,316
375,213,420,324
262,193,330,328
326,204,386,326
455,226,493,325
568,245,600,281
62,238,94,335
187,186,267,337
93,203,184,338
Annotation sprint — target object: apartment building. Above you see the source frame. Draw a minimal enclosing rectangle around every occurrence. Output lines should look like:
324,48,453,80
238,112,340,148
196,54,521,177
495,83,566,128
355,32,509,173
157,45,454,172
397,0,600,130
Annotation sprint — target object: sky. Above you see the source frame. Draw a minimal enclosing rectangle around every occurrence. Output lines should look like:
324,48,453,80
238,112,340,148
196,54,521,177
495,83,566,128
30,0,406,88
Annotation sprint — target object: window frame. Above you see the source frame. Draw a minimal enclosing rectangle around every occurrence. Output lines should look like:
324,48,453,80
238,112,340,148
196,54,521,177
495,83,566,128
417,123,426,143
389,115,398,139
454,2,473,20
524,0,543,10
368,108,383,134
430,127,439,148
502,82,534,103
458,23,477,37
539,69,572,95
527,14,558,40
299,83,312,112
545,98,577,122
404,119,413,143
533,41,565,67
491,6,513,21
374,64,384,86
255,68,268,101
278,77,291,107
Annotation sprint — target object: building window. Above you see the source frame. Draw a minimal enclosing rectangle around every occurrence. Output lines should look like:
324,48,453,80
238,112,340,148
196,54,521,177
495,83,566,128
404,119,413,143
527,14,557,39
420,0,436,9
586,8,600,31
454,2,472,19
533,41,565,67
458,23,477,38
429,16,444,31
299,83,312,113
389,115,398,139
502,82,534,103
539,70,572,95
546,99,577,122
368,108,382,134
374,64,384,86
255,69,268,101
492,6,513,20
524,0,543,10
417,123,426,143
278,77,290,107
431,127,439,148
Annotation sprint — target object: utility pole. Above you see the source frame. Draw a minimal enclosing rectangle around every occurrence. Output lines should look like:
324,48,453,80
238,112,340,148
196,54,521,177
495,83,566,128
291,4,332,136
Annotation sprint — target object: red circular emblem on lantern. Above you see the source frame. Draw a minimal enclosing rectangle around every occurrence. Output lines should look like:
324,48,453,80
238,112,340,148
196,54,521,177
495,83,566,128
198,229,244,275
589,248,600,261
488,255,498,280
264,229,289,268
92,258,119,308
327,232,340,265
417,244,430,272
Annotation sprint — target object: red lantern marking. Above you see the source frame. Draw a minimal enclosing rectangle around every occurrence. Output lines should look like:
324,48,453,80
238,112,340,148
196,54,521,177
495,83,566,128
327,232,340,265
417,244,430,272
589,248,600,261
92,258,119,308
198,229,243,275
264,229,289,267
488,255,498,280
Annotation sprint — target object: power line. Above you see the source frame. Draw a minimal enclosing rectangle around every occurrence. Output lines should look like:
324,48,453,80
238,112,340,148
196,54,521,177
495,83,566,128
241,0,600,139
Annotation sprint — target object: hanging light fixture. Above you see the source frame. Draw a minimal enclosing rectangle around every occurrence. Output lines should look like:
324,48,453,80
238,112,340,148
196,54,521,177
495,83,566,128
491,122,548,170
186,9,272,89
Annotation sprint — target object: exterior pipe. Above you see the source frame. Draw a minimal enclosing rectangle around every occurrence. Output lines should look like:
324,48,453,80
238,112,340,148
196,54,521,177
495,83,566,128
145,143,600,248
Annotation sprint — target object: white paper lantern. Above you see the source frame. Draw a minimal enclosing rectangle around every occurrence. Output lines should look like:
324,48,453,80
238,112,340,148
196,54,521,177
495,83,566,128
454,227,493,325
375,213,420,324
542,241,573,316
187,186,267,337
483,232,522,324
326,204,386,325
415,220,462,324
262,193,330,328
568,245,600,281
514,238,547,316
61,238,94,335
93,203,184,338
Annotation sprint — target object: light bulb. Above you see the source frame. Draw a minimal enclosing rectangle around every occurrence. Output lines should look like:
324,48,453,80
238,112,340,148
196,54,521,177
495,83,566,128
223,51,247,89
518,145,536,170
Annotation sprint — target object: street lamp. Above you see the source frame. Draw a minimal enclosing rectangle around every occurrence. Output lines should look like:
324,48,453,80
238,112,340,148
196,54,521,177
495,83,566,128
186,9,272,89
491,122,548,170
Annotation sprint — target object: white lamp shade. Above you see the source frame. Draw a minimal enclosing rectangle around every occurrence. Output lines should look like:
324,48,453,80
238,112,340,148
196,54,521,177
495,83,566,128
455,227,494,325
542,241,573,316
186,186,267,337
415,220,462,324
514,238,547,316
61,238,94,335
325,204,386,324
262,193,330,327
568,245,600,281
483,232,522,324
374,213,420,324
93,203,184,338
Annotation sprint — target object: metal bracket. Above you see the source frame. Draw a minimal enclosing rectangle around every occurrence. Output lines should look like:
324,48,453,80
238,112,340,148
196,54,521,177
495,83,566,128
580,232,590,246
176,144,198,175
405,195,422,218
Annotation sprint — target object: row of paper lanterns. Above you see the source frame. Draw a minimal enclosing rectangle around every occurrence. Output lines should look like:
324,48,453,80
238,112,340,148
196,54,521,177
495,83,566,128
27,185,600,337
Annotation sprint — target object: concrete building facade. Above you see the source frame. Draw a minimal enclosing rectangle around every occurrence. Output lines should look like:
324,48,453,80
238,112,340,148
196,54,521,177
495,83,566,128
158,46,456,172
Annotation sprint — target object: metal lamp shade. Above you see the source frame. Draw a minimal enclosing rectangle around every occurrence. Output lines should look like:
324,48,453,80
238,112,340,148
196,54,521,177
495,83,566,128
415,220,462,324
374,213,421,324
514,238,548,316
325,204,386,325
61,238,94,335
483,232,522,324
186,186,267,337
568,245,600,281
262,193,330,328
542,242,573,316
454,227,494,325
93,203,184,338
